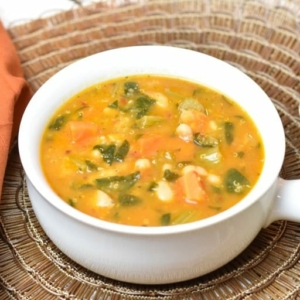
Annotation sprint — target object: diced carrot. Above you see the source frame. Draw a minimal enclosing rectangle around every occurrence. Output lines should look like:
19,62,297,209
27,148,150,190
174,177,185,201
68,121,99,144
136,135,195,162
180,109,210,134
182,171,207,202
171,139,195,162
136,135,165,157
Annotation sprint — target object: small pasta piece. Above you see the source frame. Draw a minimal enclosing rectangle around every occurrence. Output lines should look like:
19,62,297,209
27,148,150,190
96,190,115,207
207,174,221,185
176,123,193,142
156,181,173,202
135,158,151,170
182,165,208,177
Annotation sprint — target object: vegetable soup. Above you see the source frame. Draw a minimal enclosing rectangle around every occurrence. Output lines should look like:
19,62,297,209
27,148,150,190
40,75,264,227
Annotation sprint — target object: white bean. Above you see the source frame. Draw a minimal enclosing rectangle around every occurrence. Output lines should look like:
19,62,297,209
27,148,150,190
176,123,193,142
207,174,221,185
135,158,151,170
156,181,173,202
96,190,115,207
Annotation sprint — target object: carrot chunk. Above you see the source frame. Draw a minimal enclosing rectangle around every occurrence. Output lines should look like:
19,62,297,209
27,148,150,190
180,109,210,134
68,121,99,144
183,171,207,202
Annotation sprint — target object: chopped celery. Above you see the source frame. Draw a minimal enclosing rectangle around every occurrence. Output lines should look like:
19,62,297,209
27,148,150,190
194,133,219,148
198,147,222,164
172,211,197,225
136,116,164,128
178,98,204,112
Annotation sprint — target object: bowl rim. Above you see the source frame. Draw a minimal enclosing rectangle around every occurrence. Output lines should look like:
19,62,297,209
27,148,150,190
19,45,286,235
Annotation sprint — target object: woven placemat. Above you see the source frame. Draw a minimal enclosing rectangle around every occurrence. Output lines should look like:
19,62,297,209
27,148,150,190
2,0,300,299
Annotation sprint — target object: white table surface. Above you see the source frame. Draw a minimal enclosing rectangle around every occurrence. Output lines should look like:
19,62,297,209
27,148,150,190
0,0,93,27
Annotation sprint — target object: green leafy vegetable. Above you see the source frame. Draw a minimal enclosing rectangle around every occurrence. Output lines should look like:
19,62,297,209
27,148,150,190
124,81,139,95
85,160,98,172
93,144,116,165
94,140,130,165
119,194,142,206
95,171,141,193
236,151,244,158
49,115,68,131
224,122,234,144
163,169,180,182
114,140,130,162
108,100,119,109
134,96,155,119
160,213,171,226
209,206,222,211
224,168,250,193
193,133,219,148
68,199,76,207
148,182,158,191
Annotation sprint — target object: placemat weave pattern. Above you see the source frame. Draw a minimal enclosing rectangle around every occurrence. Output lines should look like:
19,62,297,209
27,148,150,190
2,0,300,299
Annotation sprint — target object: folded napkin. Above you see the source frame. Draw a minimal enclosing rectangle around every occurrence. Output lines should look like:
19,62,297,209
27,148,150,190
0,21,32,199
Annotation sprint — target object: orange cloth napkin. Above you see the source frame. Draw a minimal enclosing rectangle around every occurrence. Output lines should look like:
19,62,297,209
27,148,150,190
0,21,32,199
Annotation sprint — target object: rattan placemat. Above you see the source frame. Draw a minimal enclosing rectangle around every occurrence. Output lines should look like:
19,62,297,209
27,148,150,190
2,0,300,299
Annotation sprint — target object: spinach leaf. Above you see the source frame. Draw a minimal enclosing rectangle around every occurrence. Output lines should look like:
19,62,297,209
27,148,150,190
119,194,142,206
124,81,139,95
94,140,130,164
160,213,171,226
108,100,119,109
49,114,68,131
134,96,155,119
95,171,141,193
93,144,116,165
85,160,98,172
68,199,76,207
224,122,234,145
148,182,158,191
224,168,250,193
163,169,180,182
114,140,130,162
194,133,219,148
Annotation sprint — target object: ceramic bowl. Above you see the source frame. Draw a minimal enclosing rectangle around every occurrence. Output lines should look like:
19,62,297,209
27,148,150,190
19,45,300,285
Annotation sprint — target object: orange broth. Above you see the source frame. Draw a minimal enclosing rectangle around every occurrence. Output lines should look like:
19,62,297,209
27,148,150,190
40,75,264,226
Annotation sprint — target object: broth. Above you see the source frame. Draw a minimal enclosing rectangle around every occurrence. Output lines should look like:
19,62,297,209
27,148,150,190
40,75,264,226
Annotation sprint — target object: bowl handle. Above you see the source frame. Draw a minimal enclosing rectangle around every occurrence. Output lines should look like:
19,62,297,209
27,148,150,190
264,178,300,227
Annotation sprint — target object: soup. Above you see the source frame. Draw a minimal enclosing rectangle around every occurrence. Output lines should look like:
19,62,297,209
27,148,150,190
40,75,264,227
